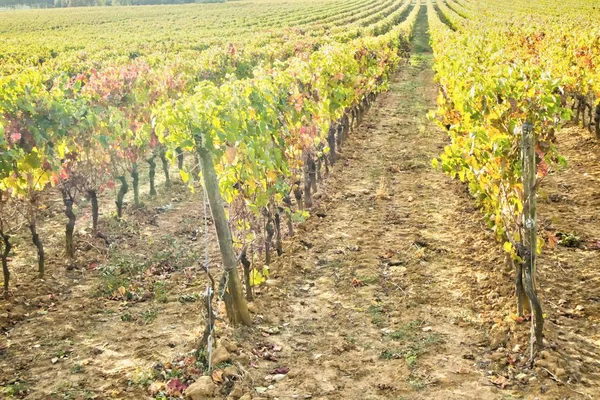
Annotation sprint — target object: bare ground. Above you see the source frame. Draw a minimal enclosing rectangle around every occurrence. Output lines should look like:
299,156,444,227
1,7,600,400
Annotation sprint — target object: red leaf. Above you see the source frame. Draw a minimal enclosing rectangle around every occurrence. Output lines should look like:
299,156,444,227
271,366,289,375
9,131,21,143
166,378,187,395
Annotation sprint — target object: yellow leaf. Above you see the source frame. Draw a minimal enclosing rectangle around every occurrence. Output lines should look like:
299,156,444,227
57,141,68,159
179,169,190,183
249,269,266,286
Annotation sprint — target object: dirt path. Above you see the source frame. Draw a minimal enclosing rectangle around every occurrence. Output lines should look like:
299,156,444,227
241,7,503,399
2,5,599,400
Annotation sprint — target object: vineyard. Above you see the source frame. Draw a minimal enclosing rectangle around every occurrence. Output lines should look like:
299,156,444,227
0,0,599,399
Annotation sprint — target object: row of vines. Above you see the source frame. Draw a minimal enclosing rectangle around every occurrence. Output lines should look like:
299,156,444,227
0,0,420,332
427,0,600,358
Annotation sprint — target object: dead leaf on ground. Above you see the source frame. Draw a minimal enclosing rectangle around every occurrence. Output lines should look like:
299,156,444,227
211,369,224,384
489,375,511,388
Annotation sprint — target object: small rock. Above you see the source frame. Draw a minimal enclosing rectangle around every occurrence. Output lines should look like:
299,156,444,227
239,394,252,400
476,273,489,282
229,386,244,399
488,325,509,349
185,376,217,399
220,339,239,353
235,353,250,366
516,373,528,383
421,327,432,332
212,346,231,365
255,387,268,394
223,366,238,378
267,385,275,390
262,326,280,335
272,374,286,382
554,368,567,378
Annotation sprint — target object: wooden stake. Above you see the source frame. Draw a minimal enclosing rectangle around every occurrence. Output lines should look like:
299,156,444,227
521,122,543,358
197,145,251,326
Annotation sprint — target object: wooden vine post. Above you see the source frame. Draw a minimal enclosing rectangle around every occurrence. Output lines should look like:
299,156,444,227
521,121,544,358
196,143,251,326
595,104,600,139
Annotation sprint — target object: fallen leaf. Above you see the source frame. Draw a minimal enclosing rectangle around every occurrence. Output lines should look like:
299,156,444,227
271,366,289,375
166,378,187,396
211,369,224,384
352,278,364,287
148,381,166,395
490,375,511,388
547,233,559,249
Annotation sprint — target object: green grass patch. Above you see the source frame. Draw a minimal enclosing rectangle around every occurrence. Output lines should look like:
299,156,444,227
381,320,445,369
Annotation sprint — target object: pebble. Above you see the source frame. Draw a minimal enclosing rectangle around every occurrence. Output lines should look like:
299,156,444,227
185,376,217,399
223,366,238,378
229,386,244,399
554,368,567,378
235,353,250,366
516,373,528,383
212,346,231,365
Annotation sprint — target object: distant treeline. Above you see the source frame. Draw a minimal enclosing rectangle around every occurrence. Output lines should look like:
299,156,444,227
0,0,224,8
